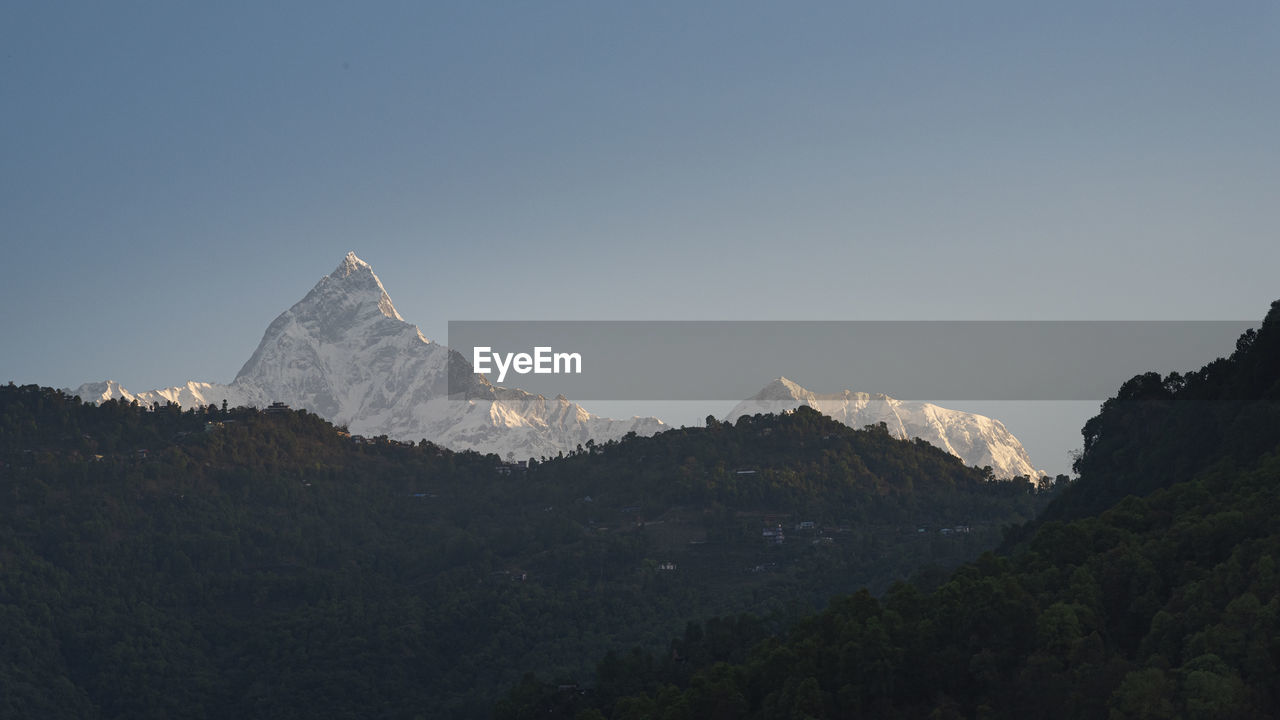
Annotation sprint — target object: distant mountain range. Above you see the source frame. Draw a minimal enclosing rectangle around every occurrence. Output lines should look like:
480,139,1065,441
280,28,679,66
69,252,1042,476
727,377,1042,478
71,253,665,460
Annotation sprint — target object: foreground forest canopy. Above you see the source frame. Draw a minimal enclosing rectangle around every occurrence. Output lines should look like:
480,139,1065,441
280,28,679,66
0,377,1051,718
499,301,1280,719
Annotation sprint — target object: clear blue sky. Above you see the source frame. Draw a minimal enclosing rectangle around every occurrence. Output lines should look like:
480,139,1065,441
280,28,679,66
3,2,1277,473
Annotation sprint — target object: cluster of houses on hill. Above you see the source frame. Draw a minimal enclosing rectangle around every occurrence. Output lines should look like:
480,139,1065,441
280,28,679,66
762,524,786,545
761,519,840,546
494,460,528,475
756,518,981,546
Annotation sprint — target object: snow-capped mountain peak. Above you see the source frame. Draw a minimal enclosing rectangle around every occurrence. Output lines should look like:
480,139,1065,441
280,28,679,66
67,254,1037,473
73,379,137,404
751,376,812,402
70,252,663,461
729,378,1043,480
320,250,404,322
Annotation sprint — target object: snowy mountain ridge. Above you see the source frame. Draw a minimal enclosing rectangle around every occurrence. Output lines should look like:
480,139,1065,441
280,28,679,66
69,253,1041,476
726,377,1044,479
70,253,664,459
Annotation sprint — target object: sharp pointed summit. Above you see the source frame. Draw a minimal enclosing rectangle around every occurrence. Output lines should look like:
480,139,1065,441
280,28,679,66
338,250,366,270
305,250,405,322
230,252,443,417
66,253,1039,473
69,252,665,459
752,377,813,402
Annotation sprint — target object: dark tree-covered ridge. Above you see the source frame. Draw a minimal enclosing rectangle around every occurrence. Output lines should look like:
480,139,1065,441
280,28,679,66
503,300,1280,719
0,381,1050,719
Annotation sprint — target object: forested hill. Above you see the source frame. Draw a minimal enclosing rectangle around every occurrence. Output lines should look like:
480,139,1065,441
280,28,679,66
1037,299,1280,524
0,384,1050,719
518,406,1046,527
506,302,1280,719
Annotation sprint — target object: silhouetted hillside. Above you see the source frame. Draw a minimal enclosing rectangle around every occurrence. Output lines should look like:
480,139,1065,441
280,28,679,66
499,301,1280,719
0,384,1049,719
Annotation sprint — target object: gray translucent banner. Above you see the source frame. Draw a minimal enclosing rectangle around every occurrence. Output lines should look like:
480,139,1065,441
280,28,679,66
447,321,1257,401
